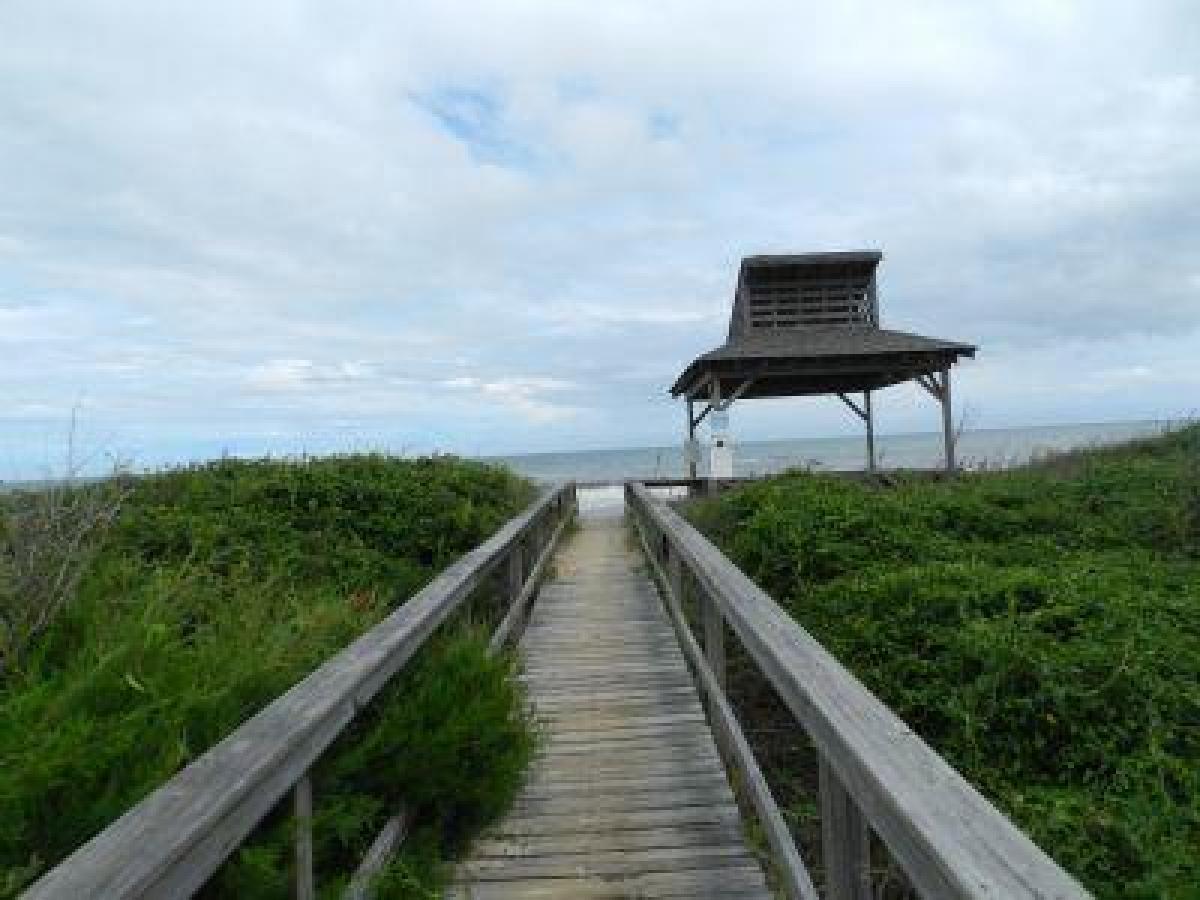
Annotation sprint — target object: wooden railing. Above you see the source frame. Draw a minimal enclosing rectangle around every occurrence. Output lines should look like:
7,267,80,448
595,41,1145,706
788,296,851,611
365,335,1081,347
26,482,577,900
626,481,1090,900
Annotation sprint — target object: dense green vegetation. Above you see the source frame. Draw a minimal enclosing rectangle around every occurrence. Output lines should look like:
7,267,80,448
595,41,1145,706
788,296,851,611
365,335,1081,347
688,425,1200,899
1,455,538,898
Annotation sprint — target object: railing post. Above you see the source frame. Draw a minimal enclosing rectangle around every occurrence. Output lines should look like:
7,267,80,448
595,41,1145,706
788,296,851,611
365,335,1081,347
667,547,683,620
295,773,314,900
819,755,872,900
508,542,525,607
701,588,726,689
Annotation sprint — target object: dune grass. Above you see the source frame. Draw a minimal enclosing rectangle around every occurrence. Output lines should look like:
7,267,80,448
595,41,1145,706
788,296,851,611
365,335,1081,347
1,455,538,898
687,424,1200,899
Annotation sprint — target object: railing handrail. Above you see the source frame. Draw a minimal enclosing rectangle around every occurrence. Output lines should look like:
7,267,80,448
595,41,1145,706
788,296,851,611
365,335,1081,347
626,481,1089,900
27,482,576,900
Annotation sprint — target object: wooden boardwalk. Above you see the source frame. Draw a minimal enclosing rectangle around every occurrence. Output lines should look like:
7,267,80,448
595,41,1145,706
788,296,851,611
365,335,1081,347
450,507,771,898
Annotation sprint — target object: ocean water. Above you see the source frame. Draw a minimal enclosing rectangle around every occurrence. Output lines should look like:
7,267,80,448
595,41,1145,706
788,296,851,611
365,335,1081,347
490,420,1170,485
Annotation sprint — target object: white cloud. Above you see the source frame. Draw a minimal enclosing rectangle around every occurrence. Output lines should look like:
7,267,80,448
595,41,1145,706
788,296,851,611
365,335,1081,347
0,1,1196,472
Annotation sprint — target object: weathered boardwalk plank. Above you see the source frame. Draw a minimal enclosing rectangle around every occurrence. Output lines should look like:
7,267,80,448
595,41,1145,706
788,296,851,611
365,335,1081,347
451,509,770,898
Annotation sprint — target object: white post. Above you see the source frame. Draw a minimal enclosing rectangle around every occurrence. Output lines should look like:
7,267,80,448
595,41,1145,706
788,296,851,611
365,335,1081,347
709,378,733,481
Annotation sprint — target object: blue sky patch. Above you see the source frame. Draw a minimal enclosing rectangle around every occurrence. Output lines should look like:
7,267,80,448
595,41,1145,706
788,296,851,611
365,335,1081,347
411,86,539,170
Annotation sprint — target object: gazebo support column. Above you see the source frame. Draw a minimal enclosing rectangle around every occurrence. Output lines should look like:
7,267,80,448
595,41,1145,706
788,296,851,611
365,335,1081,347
837,391,877,473
865,390,876,473
916,368,956,474
939,366,955,473
685,398,697,480
709,378,722,491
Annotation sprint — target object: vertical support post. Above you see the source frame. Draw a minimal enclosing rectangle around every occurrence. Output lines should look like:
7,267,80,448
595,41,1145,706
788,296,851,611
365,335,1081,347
819,756,871,900
686,398,698,480
940,366,955,473
508,542,524,607
667,548,683,621
864,390,876,474
709,377,722,493
702,590,726,690
295,773,314,900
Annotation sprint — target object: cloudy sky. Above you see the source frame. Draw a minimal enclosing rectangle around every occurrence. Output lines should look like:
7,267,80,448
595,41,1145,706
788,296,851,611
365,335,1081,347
2,1,1197,476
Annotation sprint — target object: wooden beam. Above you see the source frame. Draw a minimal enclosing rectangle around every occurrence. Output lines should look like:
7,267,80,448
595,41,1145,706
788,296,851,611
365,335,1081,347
940,367,956,473
865,390,876,474
916,373,942,400
343,810,413,900
836,392,868,422
718,376,758,410
702,590,726,690
819,756,872,900
489,502,575,654
684,371,713,401
685,399,697,479
630,503,819,900
295,775,314,900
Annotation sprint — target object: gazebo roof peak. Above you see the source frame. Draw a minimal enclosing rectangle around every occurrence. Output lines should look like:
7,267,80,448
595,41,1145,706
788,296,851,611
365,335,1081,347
728,249,884,342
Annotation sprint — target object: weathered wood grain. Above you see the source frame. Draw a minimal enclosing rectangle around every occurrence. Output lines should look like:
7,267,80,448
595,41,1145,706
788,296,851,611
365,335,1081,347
295,774,314,900
445,865,771,899
342,808,411,900
451,513,771,898
819,755,872,900
634,509,819,900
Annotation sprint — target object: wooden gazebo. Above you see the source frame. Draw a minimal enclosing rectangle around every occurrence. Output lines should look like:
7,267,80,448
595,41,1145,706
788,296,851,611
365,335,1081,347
671,251,976,474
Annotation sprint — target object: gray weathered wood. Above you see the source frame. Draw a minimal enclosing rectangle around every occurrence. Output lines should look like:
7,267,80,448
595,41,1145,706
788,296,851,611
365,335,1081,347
819,755,872,900
471,820,742,858
671,252,975,405
941,365,956,473
837,391,868,421
295,773,314,900
626,482,1090,900
634,512,819,900
668,551,684,622
508,542,524,605
865,389,876,473
342,809,412,900
27,483,575,900
488,503,574,654
445,865,772,899
701,588,726,689
686,397,698,479
460,845,756,880
452,512,771,897
349,492,576,897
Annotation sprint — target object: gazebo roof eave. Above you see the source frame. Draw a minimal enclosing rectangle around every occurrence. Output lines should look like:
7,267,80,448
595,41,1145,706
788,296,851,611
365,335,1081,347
669,345,976,398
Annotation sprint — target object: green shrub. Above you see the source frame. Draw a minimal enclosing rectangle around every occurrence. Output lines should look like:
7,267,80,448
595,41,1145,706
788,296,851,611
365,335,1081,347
689,424,1200,898
1,455,536,896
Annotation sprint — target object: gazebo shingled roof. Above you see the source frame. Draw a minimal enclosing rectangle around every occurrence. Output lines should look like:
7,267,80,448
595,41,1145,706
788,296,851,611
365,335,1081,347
671,250,977,473
670,326,976,398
